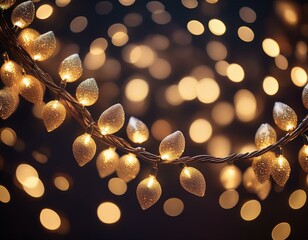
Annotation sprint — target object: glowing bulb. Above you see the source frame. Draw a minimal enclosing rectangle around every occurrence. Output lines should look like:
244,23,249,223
271,155,291,186
59,54,83,82
273,102,297,131
98,103,125,135
302,84,308,109
96,148,119,178
19,74,43,104
126,116,149,143
11,1,35,28
0,0,15,10
31,31,56,61
243,167,263,194
257,180,271,200
18,28,40,57
252,152,275,184
116,154,140,182
255,123,277,149
42,100,66,132
298,145,308,173
72,133,97,167
0,59,22,87
180,166,206,197
0,89,16,119
76,78,99,106
159,131,185,161
136,175,162,210
219,165,242,190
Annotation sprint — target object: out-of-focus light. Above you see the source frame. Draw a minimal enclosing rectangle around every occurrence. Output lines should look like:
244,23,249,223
262,38,280,57
291,66,307,87
207,135,231,157
238,26,254,42
189,118,212,143
32,150,48,163
288,189,306,209
40,208,61,230
129,45,156,68
219,190,239,209
119,0,135,6
84,52,106,70
152,10,171,25
206,0,218,4
191,65,214,79
54,174,71,191
125,78,149,102
208,19,226,36
16,163,39,188
0,127,17,146
0,185,10,203
165,85,183,106
197,78,220,104
240,200,261,221
97,202,121,224
55,0,71,7
149,34,169,50
108,23,127,37
263,76,279,95
178,76,198,100
227,63,245,82
239,7,257,23
187,20,204,35
111,32,129,47
211,102,235,126
90,38,108,55
149,58,171,80
219,165,242,190
271,222,291,240
151,119,172,141
36,4,53,20
108,178,127,196
275,1,298,26
23,178,44,198
275,55,288,70
181,0,198,9
215,60,229,76
95,1,113,15
146,1,165,13
70,16,88,33
206,41,227,61
234,89,257,122
163,198,184,216
124,13,143,27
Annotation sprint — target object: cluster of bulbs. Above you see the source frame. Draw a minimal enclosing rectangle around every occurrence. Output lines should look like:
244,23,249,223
0,0,308,210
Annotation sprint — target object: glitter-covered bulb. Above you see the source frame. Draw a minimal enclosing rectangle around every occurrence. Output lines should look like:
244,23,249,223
302,84,308,109
76,78,99,106
19,74,43,104
0,89,15,119
271,155,291,186
96,148,119,178
59,54,83,82
0,0,15,10
243,167,263,194
180,166,206,197
11,1,35,28
116,154,140,182
273,102,297,131
42,100,66,132
159,131,185,161
252,152,275,184
98,103,125,135
298,145,308,173
0,55,22,87
219,165,242,190
31,31,56,61
17,28,40,57
126,116,149,143
72,133,97,167
255,123,277,149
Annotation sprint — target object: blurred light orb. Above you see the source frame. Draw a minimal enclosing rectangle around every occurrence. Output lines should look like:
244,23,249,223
40,208,61,230
97,202,121,224
125,78,149,102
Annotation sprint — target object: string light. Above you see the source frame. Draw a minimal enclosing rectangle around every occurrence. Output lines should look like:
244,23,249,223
298,138,308,173
252,152,274,184
76,78,99,106
98,103,125,135
219,165,242,190
96,148,119,178
159,131,185,161
72,133,97,166
31,31,56,61
116,154,140,182
0,89,15,119
179,166,206,197
11,1,35,28
19,72,43,104
302,84,308,109
0,53,22,87
42,100,67,132
271,150,291,187
273,102,297,131
17,28,40,57
126,116,149,143
254,123,277,150
58,54,83,82
0,0,15,10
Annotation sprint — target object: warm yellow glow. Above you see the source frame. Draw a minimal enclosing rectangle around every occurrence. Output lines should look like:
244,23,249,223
238,26,254,42
208,19,226,36
227,63,245,82
108,178,127,196
197,78,220,104
298,145,308,173
178,76,198,100
97,202,121,224
189,118,212,143
72,133,97,166
181,0,198,9
234,89,257,122
255,123,277,150
149,58,171,80
84,52,106,70
151,119,172,141
108,23,127,37
116,154,140,182
239,6,257,23
219,189,239,209
1,59,22,87
263,76,279,95
187,20,204,35
159,131,185,161
211,102,234,126
16,163,39,188
96,148,119,178
56,0,71,7
275,55,288,70
90,38,108,55
70,16,88,33
180,167,206,197
59,54,83,82
219,165,242,190
206,41,227,61
215,60,229,76
129,45,156,68
23,178,44,198
240,200,261,221
11,1,35,28
272,155,291,186
288,189,306,209
165,85,183,106
275,1,298,25
54,175,70,191
40,208,61,230
206,0,218,3
112,32,129,47
207,135,231,157
76,78,99,106
163,198,184,216
0,127,17,146
262,38,280,57
126,116,149,143
119,0,135,6
31,31,56,61
125,79,149,102
272,222,291,240
0,185,10,203
291,66,307,87
152,10,172,25
42,100,67,132
36,4,53,20
273,102,297,131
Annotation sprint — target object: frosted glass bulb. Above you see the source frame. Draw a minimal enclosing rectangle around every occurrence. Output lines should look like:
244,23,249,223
302,84,308,109
59,54,83,82
180,167,206,197
31,31,56,61
96,148,119,178
72,133,97,167
11,1,35,28
0,59,22,87
76,78,99,106
255,123,277,149
136,175,162,210
19,74,43,104
256,179,271,200
18,28,40,56
273,102,297,131
0,89,15,119
116,154,140,182
298,145,308,173
243,167,263,194
159,131,185,161
271,155,291,186
252,152,275,184
98,103,125,135
126,116,149,143
42,100,66,132
219,165,242,190
0,0,15,10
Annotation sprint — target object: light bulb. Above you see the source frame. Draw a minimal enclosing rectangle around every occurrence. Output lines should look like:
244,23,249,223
116,154,140,182
0,0,15,10
271,155,291,186
31,31,56,61
0,58,22,87
298,145,308,173
42,100,66,132
126,116,149,143
98,103,125,135
273,102,297,131
0,89,16,119
257,179,271,200
159,131,185,161
219,165,242,190
255,123,277,149
76,78,99,106
11,1,35,28
59,54,83,82
243,167,263,194
17,28,40,57
96,148,119,178
302,84,308,109
72,133,97,167
136,175,162,210
19,74,43,104
252,152,275,184
180,166,206,197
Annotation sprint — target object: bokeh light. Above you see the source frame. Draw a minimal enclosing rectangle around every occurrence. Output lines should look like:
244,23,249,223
189,118,212,143
262,38,280,57
36,4,53,20
227,63,245,82
70,16,88,33
288,189,306,210
208,19,226,36
271,222,291,240
97,202,121,224
197,78,220,104
240,200,261,221
125,78,149,102
234,89,257,122
219,190,239,209
207,135,231,157
163,198,184,217
0,127,17,146
263,76,279,95
108,177,127,196
290,66,307,87
40,208,61,231
0,185,10,203
187,20,204,35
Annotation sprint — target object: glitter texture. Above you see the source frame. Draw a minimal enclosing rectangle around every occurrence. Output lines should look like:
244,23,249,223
72,133,97,167
255,123,277,149
32,31,56,61
76,78,99,106
0,89,15,119
159,131,185,161
273,102,297,131
243,167,263,194
18,28,40,57
116,154,140,182
59,54,83,82
126,116,149,143
42,100,67,132
180,167,206,197
302,84,308,109
0,60,22,87
298,145,308,173
98,103,125,135
19,74,43,104
252,152,275,184
96,148,119,178
271,155,291,186
11,1,35,28
0,0,15,10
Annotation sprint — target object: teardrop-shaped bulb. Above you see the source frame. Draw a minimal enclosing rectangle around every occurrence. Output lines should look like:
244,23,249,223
98,103,125,135
180,167,206,197
159,131,185,161
298,145,308,173
0,89,16,119
76,78,99,106
126,116,149,143
302,84,308,109
256,179,271,200
252,152,275,184
96,148,119,178
18,28,40,57
19,74,43,104
59,54,83,82
11,1,35,28
31,31,56,61
255,123,277,149
0,59,22,87
72,133,97,167
243,167,263,194
0,0,15,10
116,154,140,182
271,155,291,186
136,175,162,210
42,100,66,132
219,165,242,190
273,102,297,131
